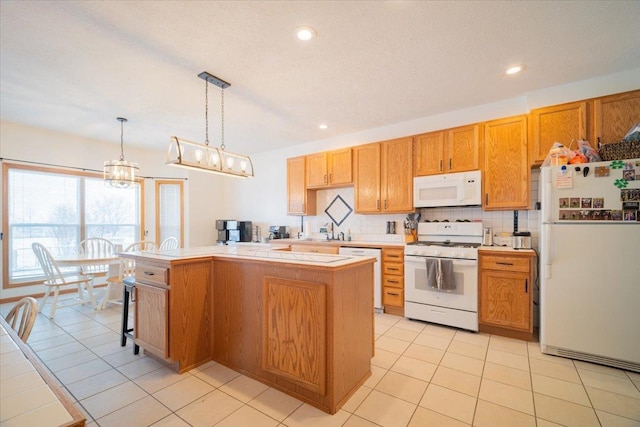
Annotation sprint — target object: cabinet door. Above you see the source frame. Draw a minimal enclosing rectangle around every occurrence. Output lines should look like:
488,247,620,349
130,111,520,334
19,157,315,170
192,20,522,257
484,116,529,210
306,152,328,188
479,270,530,332
414,131,445,176
135,282,169,359
353,143,382,213
287,156,316,215
263,277,326,395
381,137,413,213
447,124,482,173
328,148,352,185
530,101,588,165
593,89,640,145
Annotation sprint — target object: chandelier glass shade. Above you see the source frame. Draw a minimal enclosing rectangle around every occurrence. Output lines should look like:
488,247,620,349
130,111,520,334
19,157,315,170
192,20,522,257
104,117,139,188
167,72,254,178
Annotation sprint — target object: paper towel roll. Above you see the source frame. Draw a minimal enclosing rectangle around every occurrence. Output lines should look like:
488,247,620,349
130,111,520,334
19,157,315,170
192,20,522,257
304,221,311,238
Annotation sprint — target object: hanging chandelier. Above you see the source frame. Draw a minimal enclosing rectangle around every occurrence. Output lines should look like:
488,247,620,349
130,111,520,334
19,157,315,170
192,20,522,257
167,72,254,178
104,117,139,188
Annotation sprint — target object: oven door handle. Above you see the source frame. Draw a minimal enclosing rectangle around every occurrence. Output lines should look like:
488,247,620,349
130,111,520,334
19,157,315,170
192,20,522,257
405,256,477,266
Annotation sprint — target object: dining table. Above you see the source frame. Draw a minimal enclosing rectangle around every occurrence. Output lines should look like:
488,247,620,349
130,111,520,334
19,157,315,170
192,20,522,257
0,316,86,426
53,253,121,309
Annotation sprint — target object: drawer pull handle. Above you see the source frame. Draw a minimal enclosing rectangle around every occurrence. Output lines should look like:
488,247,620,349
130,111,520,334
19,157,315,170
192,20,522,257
387,292,399,296
496,262,513,266
525,278,528,293
388,267,399,271
143,271,155,276
388,255,400,258
387,280,399,284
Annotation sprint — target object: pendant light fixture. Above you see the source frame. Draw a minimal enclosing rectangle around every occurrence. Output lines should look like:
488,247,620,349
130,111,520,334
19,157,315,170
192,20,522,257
167,72,254,178
104,117,139,188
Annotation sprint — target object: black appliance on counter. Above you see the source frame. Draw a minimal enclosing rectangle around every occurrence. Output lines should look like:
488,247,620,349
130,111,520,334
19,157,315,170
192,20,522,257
216,220,252,243
269,226,289,239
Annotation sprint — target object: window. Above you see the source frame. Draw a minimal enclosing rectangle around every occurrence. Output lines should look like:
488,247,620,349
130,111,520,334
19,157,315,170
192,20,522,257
155,180,184,247
2,163,144,287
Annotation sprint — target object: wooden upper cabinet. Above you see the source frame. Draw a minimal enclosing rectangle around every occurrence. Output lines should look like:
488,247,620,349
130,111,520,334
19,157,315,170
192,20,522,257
593,89,640,145
415,124,481,176
354,138,413,213
381,137,413,213
287,156,316,216
414,131,445,175
306,152,328,188
353,143,382,213
530,101,588,166
307,148,352,188
483,115,530,210
447,124,482,173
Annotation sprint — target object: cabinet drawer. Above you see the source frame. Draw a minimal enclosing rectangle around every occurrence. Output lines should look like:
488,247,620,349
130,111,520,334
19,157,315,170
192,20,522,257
383,287,404,307
382,249,404,262
383,275,404,288
135,264,169,287
480,255,530,273
383,263,404,276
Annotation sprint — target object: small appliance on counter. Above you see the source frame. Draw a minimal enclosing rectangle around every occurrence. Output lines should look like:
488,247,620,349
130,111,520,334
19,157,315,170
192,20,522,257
511,231,531,249
216,219,252,243
269,226,289,239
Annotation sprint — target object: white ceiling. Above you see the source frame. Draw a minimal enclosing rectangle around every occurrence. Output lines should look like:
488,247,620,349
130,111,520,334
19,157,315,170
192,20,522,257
1,1,639,155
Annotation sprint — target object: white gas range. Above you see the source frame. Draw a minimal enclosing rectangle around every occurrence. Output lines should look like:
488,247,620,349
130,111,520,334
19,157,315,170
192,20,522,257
404,222,483,332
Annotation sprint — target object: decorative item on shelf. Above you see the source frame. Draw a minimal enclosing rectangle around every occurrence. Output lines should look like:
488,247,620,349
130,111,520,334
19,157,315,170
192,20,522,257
104,117,139,188
167,71,254,178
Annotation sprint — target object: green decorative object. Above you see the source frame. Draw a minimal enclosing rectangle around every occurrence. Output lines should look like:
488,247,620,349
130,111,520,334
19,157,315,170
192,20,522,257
614,178,628,189
610,160,624,169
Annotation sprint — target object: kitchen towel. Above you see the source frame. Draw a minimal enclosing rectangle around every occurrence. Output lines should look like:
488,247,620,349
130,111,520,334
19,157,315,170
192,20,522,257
425,258,439,289
438,259,456,291
425,258,456,291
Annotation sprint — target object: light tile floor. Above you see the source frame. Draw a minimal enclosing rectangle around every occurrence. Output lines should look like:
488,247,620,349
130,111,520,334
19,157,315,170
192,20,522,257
2,301,639,427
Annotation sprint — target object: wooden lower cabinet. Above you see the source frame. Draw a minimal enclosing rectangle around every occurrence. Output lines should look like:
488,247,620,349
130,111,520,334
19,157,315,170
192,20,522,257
263,277,326,395
134,282,169,359
381,247,404,316
133,258,213,372
478,250,535,341
213,258,373,414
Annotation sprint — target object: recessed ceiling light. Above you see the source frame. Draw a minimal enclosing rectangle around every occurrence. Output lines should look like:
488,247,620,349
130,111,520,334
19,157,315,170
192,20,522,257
506,65,523,75
296,27,316,41
319,123,328,130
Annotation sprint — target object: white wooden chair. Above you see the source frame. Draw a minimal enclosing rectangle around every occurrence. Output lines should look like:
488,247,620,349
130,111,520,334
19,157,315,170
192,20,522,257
159,237,179,250
32,243,96,318
77,237,116,275
99,241,155,309
100,258,136,310
5,297,38,342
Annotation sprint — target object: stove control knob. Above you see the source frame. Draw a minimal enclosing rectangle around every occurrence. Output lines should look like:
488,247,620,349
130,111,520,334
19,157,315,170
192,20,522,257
433,250,441,256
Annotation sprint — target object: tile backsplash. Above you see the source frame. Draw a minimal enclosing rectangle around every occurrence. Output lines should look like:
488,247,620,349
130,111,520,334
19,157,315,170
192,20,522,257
281,168,541,247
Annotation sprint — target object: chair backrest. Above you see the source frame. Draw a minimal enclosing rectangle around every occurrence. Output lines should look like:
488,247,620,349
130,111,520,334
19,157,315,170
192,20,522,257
77,238,116,257
159,237,179,250
5,297,38,342
77,238,115,274
32,242,64,284
124,241,157,252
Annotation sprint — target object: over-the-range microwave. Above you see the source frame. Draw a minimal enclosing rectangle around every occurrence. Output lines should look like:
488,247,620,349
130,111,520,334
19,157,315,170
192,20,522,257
413,170,482,208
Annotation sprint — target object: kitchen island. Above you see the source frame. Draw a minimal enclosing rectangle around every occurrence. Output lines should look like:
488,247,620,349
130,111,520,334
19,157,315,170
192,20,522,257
120,245,375,414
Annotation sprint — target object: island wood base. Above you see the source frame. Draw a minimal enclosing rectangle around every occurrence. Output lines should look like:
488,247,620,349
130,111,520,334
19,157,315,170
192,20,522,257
212,258,374,414
124,251,375,415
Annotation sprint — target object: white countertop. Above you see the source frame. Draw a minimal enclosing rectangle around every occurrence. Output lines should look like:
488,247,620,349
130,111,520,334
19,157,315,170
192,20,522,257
478,245,536,254
124,244,376,268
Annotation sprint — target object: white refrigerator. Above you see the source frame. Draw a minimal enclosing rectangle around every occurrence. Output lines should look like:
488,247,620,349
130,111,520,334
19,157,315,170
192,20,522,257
540,159,640,372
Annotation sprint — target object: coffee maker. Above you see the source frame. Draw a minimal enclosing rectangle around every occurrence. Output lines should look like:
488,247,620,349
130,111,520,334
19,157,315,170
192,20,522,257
216,220,252,243
269,226,289,239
